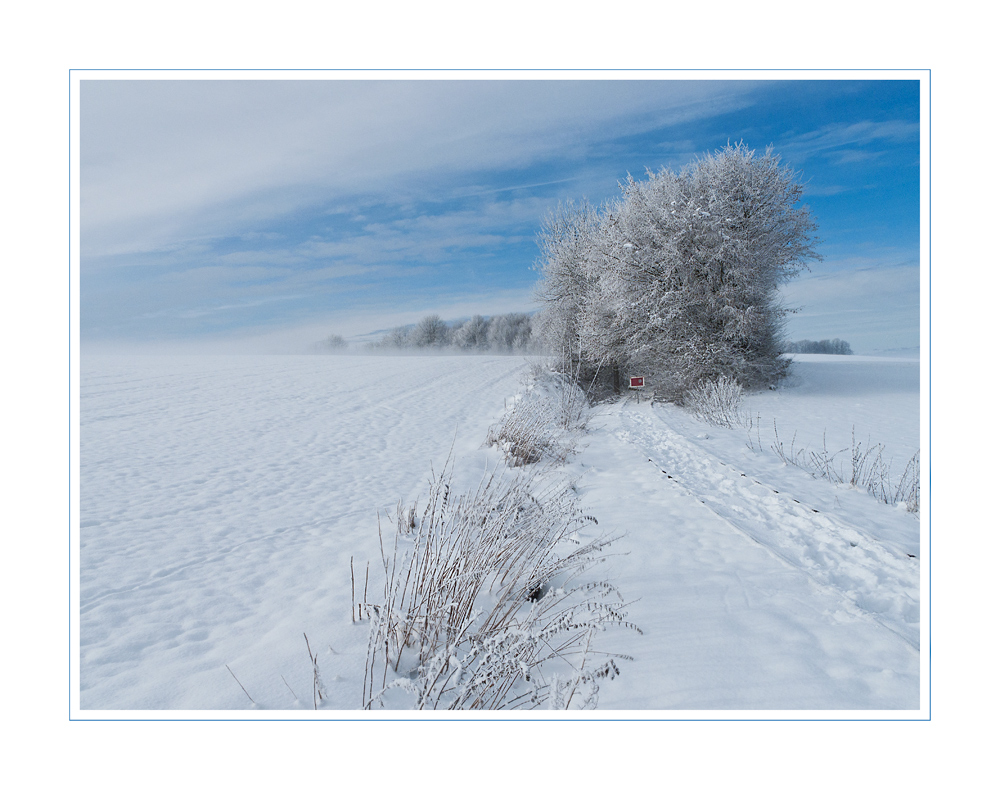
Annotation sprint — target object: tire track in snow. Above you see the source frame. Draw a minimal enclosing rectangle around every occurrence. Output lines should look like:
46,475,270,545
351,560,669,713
615,404,920,650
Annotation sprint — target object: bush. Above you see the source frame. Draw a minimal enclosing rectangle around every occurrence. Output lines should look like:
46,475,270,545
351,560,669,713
783,339,853,355
486,367,589,465
684,375,748,429
361,462,637,710
486,400,559,466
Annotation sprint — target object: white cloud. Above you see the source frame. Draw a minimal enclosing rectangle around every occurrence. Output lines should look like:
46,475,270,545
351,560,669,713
779,120,919,164
81,80,766,259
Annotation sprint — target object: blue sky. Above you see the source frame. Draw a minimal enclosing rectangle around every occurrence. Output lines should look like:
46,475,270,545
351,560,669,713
80,78,921,354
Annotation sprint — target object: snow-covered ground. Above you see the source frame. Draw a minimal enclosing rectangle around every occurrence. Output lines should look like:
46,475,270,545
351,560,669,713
78,354,532,710
583,355,921,710
743,353,919,465
76,352,921,714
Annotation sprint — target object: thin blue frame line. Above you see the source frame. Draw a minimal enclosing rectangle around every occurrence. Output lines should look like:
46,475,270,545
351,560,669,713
68,68,930,723
70,67,929,73
68,68,72,722
71,716,924,722
927,68,932,722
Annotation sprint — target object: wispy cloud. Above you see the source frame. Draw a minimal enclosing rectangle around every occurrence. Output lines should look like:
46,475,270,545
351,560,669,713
449,177,582,200
779,120,918,164
79,79,920,349
802,183,854,196
81,80,766,260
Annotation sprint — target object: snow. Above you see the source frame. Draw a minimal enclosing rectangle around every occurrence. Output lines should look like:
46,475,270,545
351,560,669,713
79,354,531,710
745,353,920,462
77,352,921,714
582,410,918,709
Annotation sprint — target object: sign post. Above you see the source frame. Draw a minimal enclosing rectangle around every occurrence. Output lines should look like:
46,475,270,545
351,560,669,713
628,376,645,403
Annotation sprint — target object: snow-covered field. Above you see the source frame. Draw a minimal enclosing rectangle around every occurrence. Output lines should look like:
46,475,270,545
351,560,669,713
77,352,922,713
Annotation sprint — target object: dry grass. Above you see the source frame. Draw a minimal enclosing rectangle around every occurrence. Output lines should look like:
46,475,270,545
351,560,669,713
684,375,749,429
362,461,638,710
361,365,634,710
485,402,561,466
485,368,590,466
750,417,921,513
687,378,920,514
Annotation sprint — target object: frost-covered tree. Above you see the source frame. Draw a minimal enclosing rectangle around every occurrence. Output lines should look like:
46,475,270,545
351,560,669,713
410,314,450,348
584,172,691,390
372,325,412,349
676,143,820,387
487,312,533,352
366,313,539,354
535,143,820,398
453,314,491,350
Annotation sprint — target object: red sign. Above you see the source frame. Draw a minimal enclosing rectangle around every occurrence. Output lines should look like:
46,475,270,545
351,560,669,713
629,376,644,388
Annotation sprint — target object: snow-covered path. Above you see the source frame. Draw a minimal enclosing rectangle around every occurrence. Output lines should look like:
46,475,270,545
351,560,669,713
621,405,919,649
576,400,919,710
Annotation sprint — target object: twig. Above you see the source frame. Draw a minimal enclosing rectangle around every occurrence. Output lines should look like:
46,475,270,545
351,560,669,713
304,632,323,710
226,664,256,705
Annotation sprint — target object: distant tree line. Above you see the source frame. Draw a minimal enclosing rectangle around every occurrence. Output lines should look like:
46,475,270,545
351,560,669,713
534,143,821,400
366,312,538,353
782,338,853,355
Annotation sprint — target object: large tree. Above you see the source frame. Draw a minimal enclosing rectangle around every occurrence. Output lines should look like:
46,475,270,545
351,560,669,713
535,143,820,398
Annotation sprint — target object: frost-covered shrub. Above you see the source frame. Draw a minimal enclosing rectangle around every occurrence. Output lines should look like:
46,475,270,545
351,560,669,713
486,399,558,466
486,368,590,465
684,375,748,429
410,314,450,348
783,339,853,355
362,463,637,710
